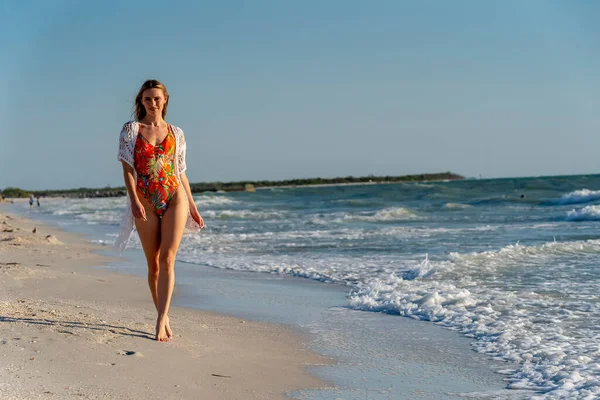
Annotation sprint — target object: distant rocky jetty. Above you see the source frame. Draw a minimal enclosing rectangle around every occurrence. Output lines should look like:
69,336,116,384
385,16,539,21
2,172,464,199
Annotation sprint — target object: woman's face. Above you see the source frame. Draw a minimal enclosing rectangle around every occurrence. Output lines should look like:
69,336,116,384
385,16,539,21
141,88,167,117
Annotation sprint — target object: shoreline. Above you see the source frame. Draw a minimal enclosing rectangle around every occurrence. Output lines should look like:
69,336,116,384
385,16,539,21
0,210,331,399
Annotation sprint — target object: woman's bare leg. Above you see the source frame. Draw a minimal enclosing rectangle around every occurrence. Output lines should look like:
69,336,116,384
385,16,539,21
134,196,164,325
156,188,188,342
135,195,176,339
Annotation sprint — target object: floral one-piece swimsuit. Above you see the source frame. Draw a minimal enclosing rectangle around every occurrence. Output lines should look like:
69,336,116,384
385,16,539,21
134,124,180,217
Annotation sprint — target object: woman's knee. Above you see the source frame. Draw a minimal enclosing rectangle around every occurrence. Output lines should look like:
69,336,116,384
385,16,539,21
147,255,160,275
158,251,176,271
148,263,159,278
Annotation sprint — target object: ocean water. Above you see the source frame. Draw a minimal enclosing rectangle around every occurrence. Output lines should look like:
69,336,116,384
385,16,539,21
20,175,600,398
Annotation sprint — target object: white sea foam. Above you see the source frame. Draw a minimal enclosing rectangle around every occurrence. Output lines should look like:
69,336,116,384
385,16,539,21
448,239,600,274
349,274,600,397
556,189,600,205
348,241,600,399
410,182,437,188
49,198,125,224
566,205,600,221
91,239,112,246
307,212,348,225
177,226,500,252
344,207,420,222
443,202,472,210
79,211,122,224
202,209,284,220
193,195,238,206
400,254,449,280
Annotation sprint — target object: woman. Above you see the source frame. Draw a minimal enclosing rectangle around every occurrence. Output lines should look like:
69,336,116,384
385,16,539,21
116,80,204,342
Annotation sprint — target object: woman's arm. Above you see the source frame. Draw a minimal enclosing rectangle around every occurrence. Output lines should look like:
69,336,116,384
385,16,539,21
179,171,204,228
121,161,146,221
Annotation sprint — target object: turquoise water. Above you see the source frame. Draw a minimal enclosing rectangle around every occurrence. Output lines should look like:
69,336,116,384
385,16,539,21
21,175,600,398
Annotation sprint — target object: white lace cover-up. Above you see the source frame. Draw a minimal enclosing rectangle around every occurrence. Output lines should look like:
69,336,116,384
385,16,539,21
114,121,201,252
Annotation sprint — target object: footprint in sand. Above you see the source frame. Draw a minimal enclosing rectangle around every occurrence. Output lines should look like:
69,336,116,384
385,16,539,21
96,362,118,366
118,350,143,357
0,262,20,268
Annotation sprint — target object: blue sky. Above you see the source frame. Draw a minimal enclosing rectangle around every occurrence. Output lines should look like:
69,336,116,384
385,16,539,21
2,0,599,190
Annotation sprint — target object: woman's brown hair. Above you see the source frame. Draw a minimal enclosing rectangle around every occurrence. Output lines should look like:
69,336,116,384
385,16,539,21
134,79,169,121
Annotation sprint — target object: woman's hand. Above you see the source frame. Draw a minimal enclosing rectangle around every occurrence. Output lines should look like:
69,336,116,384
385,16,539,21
131,197,147,221
190,204,205,228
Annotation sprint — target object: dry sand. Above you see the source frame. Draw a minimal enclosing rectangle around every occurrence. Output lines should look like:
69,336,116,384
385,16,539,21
0,211,330,399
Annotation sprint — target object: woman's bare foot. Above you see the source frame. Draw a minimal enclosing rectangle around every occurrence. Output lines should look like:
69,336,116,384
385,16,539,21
156,317,169,342
165,316,173,339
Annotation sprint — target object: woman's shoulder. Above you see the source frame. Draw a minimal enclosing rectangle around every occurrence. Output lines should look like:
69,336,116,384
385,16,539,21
168,123,185,137
122,120,139,131
119,121,138,139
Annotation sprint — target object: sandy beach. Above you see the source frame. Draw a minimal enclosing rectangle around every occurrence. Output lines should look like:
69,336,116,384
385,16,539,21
0,210,330,399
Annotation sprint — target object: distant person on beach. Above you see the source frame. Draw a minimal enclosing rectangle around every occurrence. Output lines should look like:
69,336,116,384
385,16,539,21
36,197,40,207
116,79,204,342
29,194,35,208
